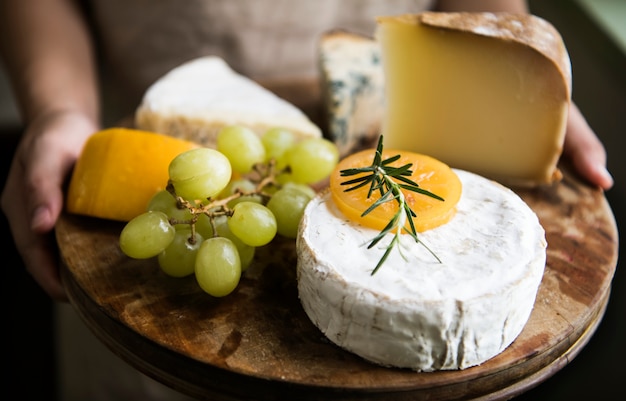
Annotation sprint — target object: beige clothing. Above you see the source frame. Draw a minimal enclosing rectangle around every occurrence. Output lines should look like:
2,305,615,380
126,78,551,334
62,1,435,400
88,0,433,120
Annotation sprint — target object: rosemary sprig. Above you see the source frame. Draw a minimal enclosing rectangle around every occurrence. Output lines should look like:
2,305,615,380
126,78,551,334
340,136,444,275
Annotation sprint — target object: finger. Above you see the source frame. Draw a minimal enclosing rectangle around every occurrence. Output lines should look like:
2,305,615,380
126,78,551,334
24,135,71,233
563,105,614,190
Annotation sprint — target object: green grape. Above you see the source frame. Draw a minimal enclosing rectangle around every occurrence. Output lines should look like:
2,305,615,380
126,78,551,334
261,127,296,168
195,214,255,271
194,213,215,239
218,178,262,207
195,237,241,297
274,170,296,186
267,187,312,238
228,201,277,247
280,182,316,200
168,147,232,202
286,137,339,184
147,190,193,225
218,178,256,198
217,125,265,174
119,211,175,259
158,228,203,277
213,216,256,271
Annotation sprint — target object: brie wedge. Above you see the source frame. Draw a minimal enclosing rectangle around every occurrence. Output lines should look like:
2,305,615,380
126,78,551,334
135,56,322,147
297,169,546,371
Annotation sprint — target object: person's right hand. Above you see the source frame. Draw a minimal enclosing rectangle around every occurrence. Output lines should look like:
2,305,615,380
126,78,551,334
2,110,98,302
562,104,613,191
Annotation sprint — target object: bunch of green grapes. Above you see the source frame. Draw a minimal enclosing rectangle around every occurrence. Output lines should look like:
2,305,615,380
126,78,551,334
119,126,339,297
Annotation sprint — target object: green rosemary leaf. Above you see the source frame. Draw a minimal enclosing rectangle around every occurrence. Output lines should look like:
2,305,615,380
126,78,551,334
362,190,394,217
340,166,376,176
403,203,418,234
384,163,413,176
393,174,420,187
381,154,402,165
341,175,374,189
369,176,387,199
397,183,445,201
370,239,396,275
367,214,399,248
374,135,384,152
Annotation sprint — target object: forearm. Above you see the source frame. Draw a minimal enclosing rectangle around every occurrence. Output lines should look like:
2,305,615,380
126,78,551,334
0,0,100,126
436,0,528,13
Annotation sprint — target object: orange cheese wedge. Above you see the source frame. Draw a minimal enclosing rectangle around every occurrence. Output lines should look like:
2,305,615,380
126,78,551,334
66,128,198,222
330,147,462,232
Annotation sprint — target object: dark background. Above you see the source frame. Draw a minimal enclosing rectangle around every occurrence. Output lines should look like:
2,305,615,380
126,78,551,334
2,0,624,399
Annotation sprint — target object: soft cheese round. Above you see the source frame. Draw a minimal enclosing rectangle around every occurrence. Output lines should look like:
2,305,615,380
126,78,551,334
296,169,546,371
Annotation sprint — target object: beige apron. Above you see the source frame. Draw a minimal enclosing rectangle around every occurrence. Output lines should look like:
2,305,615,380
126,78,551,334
88,0,433,119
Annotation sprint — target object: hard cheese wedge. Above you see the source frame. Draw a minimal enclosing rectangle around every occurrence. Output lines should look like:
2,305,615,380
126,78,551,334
376,12,571,186
66,128,198,222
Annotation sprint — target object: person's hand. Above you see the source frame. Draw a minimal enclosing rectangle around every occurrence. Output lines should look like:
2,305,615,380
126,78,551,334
563,104,614,190
1,110,98,302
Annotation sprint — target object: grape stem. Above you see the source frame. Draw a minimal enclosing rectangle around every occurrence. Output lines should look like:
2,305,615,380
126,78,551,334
165,159,285,242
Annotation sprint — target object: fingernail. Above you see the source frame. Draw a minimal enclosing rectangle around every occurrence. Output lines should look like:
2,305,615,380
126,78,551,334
597,165,614,188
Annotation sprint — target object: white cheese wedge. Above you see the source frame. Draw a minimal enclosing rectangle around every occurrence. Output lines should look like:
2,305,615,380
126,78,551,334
135,56,322,147
297,169,546,371
376,13,571,186
318,31,385,157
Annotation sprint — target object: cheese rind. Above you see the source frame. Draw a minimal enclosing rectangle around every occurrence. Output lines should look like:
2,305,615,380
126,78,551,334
375,13,571,186
135,56,322,147
297,169,546,371
318,31,385,157
417,12,571,92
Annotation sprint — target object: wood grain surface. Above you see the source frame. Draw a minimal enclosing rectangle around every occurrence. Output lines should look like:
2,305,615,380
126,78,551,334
56,161,618,401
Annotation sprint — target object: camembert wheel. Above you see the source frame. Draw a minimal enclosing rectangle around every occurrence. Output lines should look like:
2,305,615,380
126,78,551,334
296,150,546,371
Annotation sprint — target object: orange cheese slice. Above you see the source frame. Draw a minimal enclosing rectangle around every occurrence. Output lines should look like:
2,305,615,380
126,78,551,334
330,147,462,232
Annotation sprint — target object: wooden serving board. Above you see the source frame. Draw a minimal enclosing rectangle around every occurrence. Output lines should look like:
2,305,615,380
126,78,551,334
57,161,618,401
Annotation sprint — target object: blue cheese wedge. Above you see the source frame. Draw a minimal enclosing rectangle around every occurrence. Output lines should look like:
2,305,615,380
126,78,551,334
135,56,322,147
318,31,385,157
296,169,546,371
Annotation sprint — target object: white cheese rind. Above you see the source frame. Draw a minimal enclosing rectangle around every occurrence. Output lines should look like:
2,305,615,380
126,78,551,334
296,169,546,371
135,56,322,147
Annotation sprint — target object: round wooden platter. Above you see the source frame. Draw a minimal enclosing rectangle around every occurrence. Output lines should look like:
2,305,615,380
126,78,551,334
56,161,619,401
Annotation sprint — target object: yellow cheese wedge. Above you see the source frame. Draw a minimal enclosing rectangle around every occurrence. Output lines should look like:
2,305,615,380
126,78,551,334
66,128,198,222
376,12,571,186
